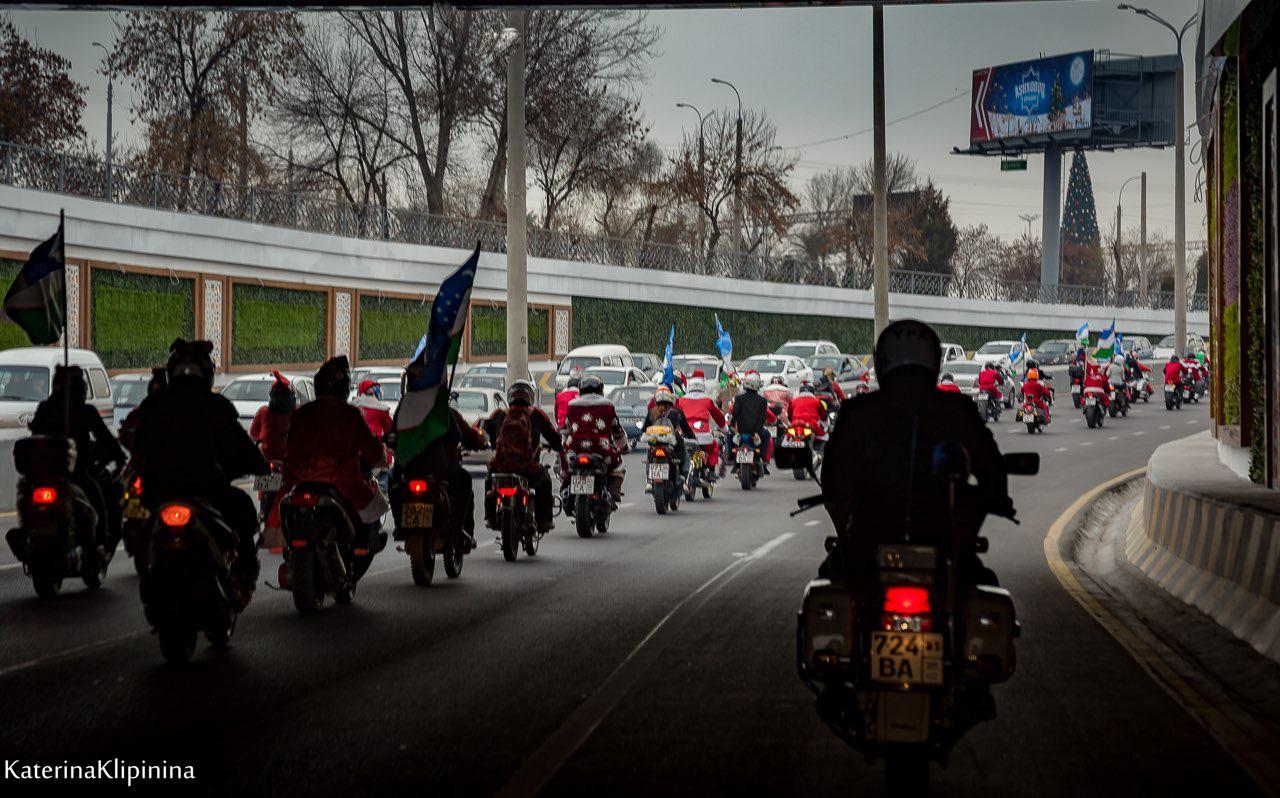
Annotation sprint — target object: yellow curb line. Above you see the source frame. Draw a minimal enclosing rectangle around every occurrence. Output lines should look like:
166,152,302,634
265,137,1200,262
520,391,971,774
1044,466,1280,797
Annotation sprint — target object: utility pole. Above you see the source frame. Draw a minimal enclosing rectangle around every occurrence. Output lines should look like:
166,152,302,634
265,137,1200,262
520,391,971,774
872,4,889,338
676,102,708,260
1139,171,1148,302
712,78,744,255
505,9,529,386
92,42,113,200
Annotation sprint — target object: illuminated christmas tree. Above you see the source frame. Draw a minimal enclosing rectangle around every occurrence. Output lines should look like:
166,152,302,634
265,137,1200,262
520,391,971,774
1060,149,1103,285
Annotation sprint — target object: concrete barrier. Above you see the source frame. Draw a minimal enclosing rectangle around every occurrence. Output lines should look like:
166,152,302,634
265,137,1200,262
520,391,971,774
1126,432,1280,662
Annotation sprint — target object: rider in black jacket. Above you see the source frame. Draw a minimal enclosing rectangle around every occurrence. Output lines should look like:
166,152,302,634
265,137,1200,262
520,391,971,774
729,373,773,473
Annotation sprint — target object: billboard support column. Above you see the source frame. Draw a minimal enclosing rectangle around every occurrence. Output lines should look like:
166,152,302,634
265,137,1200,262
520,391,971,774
1041,143,1062,300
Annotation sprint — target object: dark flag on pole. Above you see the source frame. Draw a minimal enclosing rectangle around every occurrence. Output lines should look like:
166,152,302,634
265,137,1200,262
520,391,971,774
2,218,67,346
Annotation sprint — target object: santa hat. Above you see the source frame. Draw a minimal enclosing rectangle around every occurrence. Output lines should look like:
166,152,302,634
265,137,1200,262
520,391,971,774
358,379,379,396
270,370,291,387
691,369,705,379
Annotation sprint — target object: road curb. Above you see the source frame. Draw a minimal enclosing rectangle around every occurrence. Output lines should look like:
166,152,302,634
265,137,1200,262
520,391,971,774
1044,469,1280,796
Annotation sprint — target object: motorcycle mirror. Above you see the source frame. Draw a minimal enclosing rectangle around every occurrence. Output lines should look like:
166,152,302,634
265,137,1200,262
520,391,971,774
931,441,970,480
1003,452,1040,476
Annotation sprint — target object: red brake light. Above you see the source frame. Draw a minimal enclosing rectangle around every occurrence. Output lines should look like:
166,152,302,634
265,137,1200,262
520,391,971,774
577,455,590,465
408,480,428,495
883,586,931,615
292,493,319,508
132,477,143,494
160,504,192,527
32,486,57,505
497,486,518,497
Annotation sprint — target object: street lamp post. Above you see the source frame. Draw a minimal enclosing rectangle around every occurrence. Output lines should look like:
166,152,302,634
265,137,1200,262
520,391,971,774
1018,213,1040,239
676,102,708,261
1118,4,1195,348
711,78,743,254
92,41,113,200
1116,173,1147,302
504,10,528,387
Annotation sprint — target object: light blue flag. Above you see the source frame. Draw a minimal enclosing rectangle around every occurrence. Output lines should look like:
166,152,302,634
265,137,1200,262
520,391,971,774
1076,321,1090,345
661,325,675,387
715,314,734,386
1009,333,1027,365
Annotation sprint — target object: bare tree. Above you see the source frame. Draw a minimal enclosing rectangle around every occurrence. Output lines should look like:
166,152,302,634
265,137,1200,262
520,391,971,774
592,140,666,240
0,17,87,148
949,224,1004,293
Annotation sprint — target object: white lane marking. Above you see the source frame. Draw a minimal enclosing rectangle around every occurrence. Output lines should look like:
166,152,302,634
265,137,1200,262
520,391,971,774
1186,420,1199,425
1133,431,1145,436
1055,447,1069,453
619,502,635,509
0,630,149,680
496,531,795,797
1108,436,1119,441
1080,441,1094,446
1160,425,1172,430
0,562,22,571
803,520,820,527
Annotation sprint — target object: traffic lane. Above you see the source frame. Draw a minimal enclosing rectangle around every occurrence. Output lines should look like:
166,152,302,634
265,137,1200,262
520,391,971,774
0,456,812,796
541,403,1251,796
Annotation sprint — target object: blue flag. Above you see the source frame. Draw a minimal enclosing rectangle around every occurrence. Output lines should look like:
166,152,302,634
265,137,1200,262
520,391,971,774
1076,321,1090,345
1009,333,1027,365
661,325,675,387
715,314,734,386
1095,319,1116,361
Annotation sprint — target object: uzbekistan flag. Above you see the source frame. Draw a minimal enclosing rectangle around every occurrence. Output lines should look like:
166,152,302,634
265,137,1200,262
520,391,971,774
394,245,478,467
2,220,66,345
1094,319,1116,362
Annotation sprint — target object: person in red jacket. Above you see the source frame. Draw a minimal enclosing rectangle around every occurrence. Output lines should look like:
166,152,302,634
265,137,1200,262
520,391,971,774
676,375,727,468
277,357,388,552
563,375,628,498
249,371,295,463
762,375,792,421
790,382,829,435
1163,355,1184,386
976,363,1003,403
1020,368,1052,422
353,379,394,467
555,374,581,429
937,372,963,393
1083,362,1111,408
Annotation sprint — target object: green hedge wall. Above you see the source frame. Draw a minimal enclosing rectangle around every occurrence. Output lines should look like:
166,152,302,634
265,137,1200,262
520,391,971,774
232,283,328,365
91,269,195,369
571,296,1079,357
359,295,429,361
0,259,29,351
470,305,549,358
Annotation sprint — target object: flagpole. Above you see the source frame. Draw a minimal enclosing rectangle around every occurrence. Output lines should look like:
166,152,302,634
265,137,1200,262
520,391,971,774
59,209,70,436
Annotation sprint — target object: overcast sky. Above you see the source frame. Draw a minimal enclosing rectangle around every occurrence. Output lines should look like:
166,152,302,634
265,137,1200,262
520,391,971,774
6,0,1203,242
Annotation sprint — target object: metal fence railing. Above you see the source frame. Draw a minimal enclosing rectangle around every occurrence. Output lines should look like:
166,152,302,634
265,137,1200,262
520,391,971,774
0,140,1208,313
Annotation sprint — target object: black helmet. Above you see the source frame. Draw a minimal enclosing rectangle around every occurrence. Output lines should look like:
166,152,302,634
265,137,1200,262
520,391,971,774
1170,354,1180,362
147,367,168,397
567,375,581,390
874,319,942,381
53,365,87,404
166,338,215,389
940,372,954,382
579,375,605,395
508,379,536,407
268,371,296,411
314,355,351,399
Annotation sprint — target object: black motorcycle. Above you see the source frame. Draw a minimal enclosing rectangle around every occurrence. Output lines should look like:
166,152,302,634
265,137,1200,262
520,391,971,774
796,446,1039,793
279,483,378,613
644,427,683,515
488,472,541,561
6,436,116,599
981,390,1002,423
394,472,468,582
734,432,764,490
566,452,614,538
144,499,239,665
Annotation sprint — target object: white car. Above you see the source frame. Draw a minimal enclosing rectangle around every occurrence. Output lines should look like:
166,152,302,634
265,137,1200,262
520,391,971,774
221,372,316,430
350,366,404,401
556,345,634,389
1152,333,1205,361
775,340,840,359
739,354,813,392
110,372,152,428
941,361,986,401
0,347,114,429
670,354,722,383
972,340,1022,368
940,343,967,365
585,365,650,397
450,386,506,429
465,362,534,383
374,377,403,417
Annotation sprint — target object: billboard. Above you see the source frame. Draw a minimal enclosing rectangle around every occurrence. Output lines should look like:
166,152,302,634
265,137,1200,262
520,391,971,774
970,51,1093,144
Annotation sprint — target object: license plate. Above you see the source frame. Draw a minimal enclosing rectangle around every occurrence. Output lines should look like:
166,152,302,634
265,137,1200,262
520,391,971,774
1070,385,1081,394
694,431,713,446
1164,384,1175,392
736,448,755,464
123,499,149,521
1085,397,1098,406
254,473,282,492
647,463,668,482
571,475,594,495
870,631,944,685
782,438,805,448
402,502,433,529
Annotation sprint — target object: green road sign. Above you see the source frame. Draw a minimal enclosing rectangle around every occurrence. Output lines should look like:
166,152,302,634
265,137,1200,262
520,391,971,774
1001,159,1028,172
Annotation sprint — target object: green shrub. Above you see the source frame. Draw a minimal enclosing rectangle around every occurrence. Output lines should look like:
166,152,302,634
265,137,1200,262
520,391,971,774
360,295,430,361
91,269,195,369
0,259,30,351
469,305,549,358
1222,302,1240,426
232,283,328,365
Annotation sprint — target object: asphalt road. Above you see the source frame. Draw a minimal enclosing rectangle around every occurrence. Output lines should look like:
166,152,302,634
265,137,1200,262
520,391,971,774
0,396,1257,797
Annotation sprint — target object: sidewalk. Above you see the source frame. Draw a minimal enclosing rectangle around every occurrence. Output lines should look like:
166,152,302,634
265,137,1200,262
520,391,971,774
1131,431,1280,662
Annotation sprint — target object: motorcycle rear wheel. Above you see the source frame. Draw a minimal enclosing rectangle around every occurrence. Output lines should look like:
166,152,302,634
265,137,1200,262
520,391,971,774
654,486,668,515
406,533,435,586
884,748,930,795
159,628,197,666
501,513,520,561
740,467,752,490
32,571,62,600
290,550,325,614
575,496,593,538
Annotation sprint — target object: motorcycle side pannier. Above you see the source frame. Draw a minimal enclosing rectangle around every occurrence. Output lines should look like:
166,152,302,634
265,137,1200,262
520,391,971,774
14,435,77,477
961,585,1018,683
799,579,857,677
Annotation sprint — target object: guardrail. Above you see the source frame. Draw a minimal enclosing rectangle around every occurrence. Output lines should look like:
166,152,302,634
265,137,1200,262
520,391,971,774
0,140,1207,312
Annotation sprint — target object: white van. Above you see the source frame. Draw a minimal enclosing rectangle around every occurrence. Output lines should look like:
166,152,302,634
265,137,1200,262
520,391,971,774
556,345,634,390
0,347,114,429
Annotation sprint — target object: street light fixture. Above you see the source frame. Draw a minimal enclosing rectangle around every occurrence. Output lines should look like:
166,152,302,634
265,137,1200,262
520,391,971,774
1117,3,1196,344
711,77,744,253
676,102,709,259
1115,173,1147,298
92,41,113,200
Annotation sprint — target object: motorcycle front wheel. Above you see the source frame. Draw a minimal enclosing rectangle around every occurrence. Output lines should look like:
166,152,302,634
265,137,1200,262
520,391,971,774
406,533,435,586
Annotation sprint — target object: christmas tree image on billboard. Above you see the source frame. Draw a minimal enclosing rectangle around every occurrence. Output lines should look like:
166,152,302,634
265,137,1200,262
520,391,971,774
1049,74,1065,127
1060,149,1103,286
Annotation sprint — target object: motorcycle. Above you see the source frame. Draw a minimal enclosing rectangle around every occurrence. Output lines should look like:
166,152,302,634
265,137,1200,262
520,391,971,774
6,436,115,599
279,483,378,613
120,467,150,578
1107,385,1129,419
1067,363,1084,409
778,422,823,481
684,418,719,500
1164,377,1182,410
143,498,239,665
644,424,683,515
1083,387,1107,428
566,452,614,538
1018,400,1049,434
795,446,1038,793
487,473,541,561
734,432,764,491
255,459,283,521
980,390,1002,423
396,471,469,582
1182,371,1200,404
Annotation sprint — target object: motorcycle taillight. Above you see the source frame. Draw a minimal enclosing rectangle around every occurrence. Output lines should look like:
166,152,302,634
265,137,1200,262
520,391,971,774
408,479,428,495
31,486,58,505
497,486,518,498
883,586,931,615
653,447,666,458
